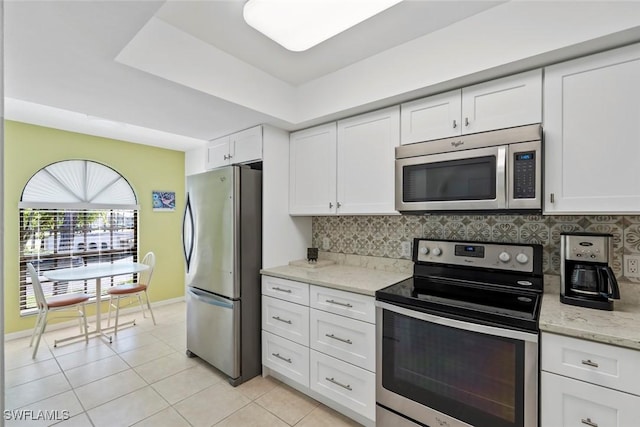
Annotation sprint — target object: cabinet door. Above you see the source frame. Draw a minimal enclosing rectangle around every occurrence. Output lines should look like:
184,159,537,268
541,372,640,427
262,330,310,388
400,90,461,144
205,136,230,170
544,44,640,213
337,106,400,214
461,69,542,134
289,123,337,215
232,125,262,165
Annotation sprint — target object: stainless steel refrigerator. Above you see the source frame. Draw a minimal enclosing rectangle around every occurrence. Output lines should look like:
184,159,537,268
183,165,262,386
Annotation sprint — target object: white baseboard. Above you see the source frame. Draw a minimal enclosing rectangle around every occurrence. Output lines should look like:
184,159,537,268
4,296,185,342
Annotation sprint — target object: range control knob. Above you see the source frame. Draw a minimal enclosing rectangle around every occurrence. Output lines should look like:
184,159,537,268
498,251,511,263
432,247,442,256
420,246,429,255
516,253,529,264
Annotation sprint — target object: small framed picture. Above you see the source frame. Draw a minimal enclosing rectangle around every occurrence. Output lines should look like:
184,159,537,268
152,191,176,212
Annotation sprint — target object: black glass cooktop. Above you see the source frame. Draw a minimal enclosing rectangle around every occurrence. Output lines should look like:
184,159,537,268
377,275,542,332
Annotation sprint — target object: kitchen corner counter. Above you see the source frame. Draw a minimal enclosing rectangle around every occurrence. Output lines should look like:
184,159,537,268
540,275,640,350
260,263,411,297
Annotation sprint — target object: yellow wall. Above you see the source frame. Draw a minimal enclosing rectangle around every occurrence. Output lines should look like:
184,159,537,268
4,121,186,334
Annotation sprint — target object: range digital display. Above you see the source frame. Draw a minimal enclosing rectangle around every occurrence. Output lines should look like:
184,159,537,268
454,244,485,258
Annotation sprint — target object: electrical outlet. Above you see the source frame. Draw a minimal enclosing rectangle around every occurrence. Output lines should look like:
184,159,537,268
624,255,640,278
322,237,331,250
400,241,412,258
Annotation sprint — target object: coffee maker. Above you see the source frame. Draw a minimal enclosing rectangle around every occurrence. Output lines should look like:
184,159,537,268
560,232,620,310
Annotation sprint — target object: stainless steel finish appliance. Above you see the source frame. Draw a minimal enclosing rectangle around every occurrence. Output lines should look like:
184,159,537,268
395,124,542,213
376,239,543,427
560,232,620,311
183,165,262,386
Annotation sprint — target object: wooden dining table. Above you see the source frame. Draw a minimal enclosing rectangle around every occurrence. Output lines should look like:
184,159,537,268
43,262,149,343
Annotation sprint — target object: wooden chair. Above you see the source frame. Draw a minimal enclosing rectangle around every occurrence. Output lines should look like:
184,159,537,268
27,263,89,359
107,252,156,334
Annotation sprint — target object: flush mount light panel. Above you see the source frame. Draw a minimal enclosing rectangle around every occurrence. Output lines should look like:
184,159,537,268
243,0,403,52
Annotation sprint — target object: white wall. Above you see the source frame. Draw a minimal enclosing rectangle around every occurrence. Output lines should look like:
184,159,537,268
262,125,311,268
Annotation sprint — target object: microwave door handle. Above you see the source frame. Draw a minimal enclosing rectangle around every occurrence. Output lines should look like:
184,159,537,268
496,146,507,209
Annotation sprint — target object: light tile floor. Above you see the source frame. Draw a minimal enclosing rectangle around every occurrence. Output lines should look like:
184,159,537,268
4,302,362,427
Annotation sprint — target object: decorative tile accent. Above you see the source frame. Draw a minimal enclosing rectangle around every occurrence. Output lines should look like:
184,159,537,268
312,214,640,280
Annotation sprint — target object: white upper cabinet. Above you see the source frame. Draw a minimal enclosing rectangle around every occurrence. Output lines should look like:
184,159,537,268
206,125,263,170
336,106,400,215
401,69,542,144
544,43,640,214
289,123,338,215
289,107,399,215
400,90,461,143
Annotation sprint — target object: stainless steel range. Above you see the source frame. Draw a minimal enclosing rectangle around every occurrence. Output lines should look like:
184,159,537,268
375,238,543,427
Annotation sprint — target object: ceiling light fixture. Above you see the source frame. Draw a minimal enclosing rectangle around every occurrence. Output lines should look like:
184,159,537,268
243,0,403,52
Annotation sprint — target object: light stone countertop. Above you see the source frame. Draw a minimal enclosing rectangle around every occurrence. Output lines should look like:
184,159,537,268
540,275,640,350
260,261,411,297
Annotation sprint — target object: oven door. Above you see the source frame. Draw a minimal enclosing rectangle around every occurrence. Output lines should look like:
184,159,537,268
395,145,506,212
376,302,538,427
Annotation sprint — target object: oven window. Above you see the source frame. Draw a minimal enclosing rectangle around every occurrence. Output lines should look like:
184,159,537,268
381,309,524,427
403,156,496,202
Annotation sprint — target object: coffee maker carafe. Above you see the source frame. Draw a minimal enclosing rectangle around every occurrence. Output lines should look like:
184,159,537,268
561,232,620,310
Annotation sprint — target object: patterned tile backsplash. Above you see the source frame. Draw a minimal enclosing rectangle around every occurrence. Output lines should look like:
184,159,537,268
312,215,640,282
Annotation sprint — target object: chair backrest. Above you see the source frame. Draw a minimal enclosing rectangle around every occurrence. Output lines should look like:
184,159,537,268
139,252,156,287
26,263,47,310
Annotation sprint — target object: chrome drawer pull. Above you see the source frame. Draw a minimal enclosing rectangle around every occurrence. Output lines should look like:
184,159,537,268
325,333,353,344
325,377,352,391
272,353,292,364
272,287,292,293
272,316,292,324
581,359,599,368
326,299,353,308
581,418,598,427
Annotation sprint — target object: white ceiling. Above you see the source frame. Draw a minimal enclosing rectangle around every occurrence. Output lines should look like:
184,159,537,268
5,1,640,152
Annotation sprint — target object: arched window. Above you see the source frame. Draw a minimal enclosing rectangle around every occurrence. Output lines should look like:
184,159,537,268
19,160,139,314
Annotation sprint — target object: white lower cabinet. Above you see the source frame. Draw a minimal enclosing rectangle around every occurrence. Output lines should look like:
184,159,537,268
310,308,375,372
262,331,309,388
541,372,638,427
310,349,376,421
541,332,640,426
261,275,376,426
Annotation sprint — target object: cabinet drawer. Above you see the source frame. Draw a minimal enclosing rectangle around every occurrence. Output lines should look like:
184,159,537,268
262,276,309,305
309,285,375,323
310,308,375,371
541,332,640,395
541,371,640,427
310,350,375,421
262,331,309,388
262,296,309,346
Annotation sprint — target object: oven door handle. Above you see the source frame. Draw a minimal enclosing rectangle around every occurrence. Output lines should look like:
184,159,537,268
375,301,538,343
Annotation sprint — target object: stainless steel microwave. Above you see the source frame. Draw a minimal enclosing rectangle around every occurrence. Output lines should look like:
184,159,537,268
395,124,542,213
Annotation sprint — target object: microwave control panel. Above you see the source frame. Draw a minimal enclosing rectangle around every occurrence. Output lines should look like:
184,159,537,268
513,151,536,199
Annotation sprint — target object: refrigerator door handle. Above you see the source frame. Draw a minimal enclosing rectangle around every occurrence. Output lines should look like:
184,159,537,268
188,288,234,309
182,193,195,271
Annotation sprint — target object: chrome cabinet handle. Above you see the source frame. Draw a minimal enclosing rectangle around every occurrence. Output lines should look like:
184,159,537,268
272,287,292,293
272,316,292,324
326,299,353,308
272,353,292,363
465,117,470,127
550,193,555,203
336,201,342,208
223,154,228,160
329,202,333,209
581,418,598,427
325,377,352,391
326,333,353,344
581,359,599,368
453,119,457,128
